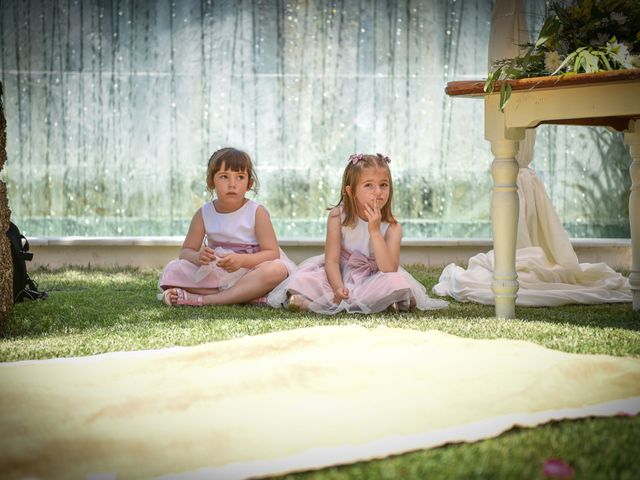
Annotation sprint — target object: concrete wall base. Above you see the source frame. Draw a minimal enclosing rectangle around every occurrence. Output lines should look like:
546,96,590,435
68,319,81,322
27,237,632,271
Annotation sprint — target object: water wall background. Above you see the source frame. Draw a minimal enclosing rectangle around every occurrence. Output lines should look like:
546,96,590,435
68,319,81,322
0,0,631,238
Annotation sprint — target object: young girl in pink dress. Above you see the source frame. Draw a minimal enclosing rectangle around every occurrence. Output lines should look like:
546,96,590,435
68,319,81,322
160,148,295,306
267,153,448,314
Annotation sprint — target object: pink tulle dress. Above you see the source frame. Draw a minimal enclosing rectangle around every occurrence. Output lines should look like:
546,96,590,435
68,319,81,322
159,200,295,292
267,212,448,314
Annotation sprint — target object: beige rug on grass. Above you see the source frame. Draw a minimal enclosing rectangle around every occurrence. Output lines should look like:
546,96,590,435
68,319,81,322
1,325,639,480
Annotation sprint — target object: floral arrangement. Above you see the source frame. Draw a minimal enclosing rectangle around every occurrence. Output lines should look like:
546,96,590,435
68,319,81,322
485,0,640,110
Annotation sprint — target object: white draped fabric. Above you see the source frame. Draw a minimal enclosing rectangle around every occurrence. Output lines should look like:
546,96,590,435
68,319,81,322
433,0,631,306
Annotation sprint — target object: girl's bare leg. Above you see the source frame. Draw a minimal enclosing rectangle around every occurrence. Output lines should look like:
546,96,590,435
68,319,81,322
185,287,220,295
202,261,288,305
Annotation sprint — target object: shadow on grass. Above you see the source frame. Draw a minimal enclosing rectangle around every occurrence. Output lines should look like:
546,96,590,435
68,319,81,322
2,268,638,346
273,415,640,480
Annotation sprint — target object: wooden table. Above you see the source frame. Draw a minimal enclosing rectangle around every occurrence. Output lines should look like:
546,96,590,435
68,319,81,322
446,69,640,318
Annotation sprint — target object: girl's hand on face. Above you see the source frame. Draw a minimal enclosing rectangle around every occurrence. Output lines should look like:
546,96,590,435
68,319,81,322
333,286,349,304
199,246,216,265
364,198,382,232
216,252,244,272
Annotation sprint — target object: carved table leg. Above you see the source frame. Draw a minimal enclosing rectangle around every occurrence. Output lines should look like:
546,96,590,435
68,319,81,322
624,120,640,310
490,139,520,319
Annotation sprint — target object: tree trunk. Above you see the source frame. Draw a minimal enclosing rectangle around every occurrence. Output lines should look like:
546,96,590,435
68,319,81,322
0,81,13,324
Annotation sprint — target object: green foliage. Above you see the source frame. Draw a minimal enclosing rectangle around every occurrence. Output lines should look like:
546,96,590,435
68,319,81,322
572,130,631,235
264,168,338,222
393,173,436,218
264,170,493,236
485,0,640,110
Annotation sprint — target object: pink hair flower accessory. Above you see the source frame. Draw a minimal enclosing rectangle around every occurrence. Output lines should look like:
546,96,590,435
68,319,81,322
348,153,364,165
376,153,391,164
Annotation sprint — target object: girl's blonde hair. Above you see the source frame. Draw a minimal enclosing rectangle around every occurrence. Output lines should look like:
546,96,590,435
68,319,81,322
333,153,397,227
206,147,259,194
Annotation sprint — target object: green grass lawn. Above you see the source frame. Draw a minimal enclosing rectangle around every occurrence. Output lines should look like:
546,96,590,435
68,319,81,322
2,266,639,479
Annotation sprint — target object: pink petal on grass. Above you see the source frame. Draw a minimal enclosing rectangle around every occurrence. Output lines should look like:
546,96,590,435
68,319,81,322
542,458,575,479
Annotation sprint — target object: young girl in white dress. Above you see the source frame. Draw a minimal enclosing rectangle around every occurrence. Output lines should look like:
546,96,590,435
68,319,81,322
160,148,295,306
267,153,448,314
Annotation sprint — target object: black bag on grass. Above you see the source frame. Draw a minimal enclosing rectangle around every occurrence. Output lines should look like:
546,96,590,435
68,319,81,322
6,222,48,302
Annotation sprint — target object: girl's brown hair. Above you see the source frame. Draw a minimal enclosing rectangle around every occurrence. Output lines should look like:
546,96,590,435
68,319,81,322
206,147,259,194
333,153,397,227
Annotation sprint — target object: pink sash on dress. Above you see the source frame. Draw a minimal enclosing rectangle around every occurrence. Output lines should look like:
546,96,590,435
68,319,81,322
206,237,260,254
341,249,379,284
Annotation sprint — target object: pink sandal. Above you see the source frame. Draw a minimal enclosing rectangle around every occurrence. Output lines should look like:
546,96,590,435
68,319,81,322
163,288,204,307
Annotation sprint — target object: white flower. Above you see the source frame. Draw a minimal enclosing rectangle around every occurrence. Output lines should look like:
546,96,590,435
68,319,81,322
610,12,627,25
606,40,632,68
544,51,563,72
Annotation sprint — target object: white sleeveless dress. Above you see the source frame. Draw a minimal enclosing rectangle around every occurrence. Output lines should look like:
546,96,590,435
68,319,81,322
159,200,295,291
267,212,448,314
